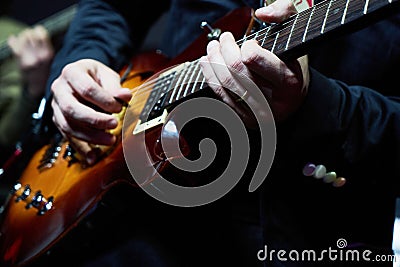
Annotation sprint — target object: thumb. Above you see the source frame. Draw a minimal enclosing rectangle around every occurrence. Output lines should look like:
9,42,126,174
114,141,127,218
255,0,297,23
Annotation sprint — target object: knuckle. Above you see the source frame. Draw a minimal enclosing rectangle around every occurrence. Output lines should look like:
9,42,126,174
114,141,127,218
50,79,60,93
241,48,261,66
89,116,104,128
228,59,245,73
80,84,96,98
220,75,235,89
282,68,300,88
57,120,71,134
60,102,75,118
213,85,226,99
62,62,74,75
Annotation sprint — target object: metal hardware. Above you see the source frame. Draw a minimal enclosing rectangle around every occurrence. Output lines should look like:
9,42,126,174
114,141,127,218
200,21,221,41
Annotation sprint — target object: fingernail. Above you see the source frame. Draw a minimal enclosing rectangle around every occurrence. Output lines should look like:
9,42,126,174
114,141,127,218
108,118,118,128
86,151,97,165
120,88,132,94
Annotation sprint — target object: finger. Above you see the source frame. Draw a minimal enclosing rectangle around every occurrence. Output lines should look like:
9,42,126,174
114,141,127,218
62,61,127,114
219,32,254,99
199,55,257,128
255,0,297,23
51,78,119,131
95,66,132,104
51,108,97,165
23,28,38,50
205,39,242,104
68,137,100,166
52,100,117,146
33,26,54,61
241,40,287,87
200,49,236,107
7,35,21,55
33,25,49,42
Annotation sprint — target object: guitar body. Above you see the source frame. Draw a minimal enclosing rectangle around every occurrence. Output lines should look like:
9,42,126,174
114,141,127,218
0,7,253,267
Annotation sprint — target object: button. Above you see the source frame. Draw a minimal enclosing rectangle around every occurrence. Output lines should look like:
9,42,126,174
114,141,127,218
313,165,326,179
323,172,337,183
333,177,346,187
302,163,316,176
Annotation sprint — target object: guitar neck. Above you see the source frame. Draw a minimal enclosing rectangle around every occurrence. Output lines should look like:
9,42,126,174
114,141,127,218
246,0,400,59
0,4,77,62
151,0,399,110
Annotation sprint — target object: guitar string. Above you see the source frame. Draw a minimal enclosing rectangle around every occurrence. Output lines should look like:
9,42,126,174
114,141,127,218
122,0,367,104
125,1,321,98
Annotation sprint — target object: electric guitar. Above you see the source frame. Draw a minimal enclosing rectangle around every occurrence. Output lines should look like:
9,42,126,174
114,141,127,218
0,4,77,63
0,0,398,266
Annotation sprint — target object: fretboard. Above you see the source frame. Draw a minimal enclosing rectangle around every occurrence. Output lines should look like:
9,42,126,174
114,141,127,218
244,0,399,59
139,0,399,121
0,4,77,62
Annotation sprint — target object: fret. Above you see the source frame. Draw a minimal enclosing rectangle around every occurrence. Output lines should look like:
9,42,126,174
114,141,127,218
271,17,296,55
344,0,365,22
200,76,206,91
321,0,334,33
187,71,207,95
341,0,351,24
253,30,259,41
169,69,185,104
302,5,315,42
287,8,314,49
260,26,271,47
260,27,277,51
364,0,371,13
367,0,391,12
193,65,204,94
303,1,330,42
191,67,202,94
188,66,207,95
285,14,299,50
324,0,347,32
271,32,279,53
236,39,244,48
287,8,316,51
176,62,194,101
184,62,200,97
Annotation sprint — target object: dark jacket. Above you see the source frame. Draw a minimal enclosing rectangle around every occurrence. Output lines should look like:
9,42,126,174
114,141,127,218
44,0,400,266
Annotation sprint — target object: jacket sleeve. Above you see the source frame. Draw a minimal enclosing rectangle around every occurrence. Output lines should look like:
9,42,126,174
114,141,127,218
279,68,400,189
41,0,170,133
46,0,170,94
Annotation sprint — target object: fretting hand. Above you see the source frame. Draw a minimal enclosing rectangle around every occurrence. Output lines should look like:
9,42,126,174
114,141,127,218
200,0,309,126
